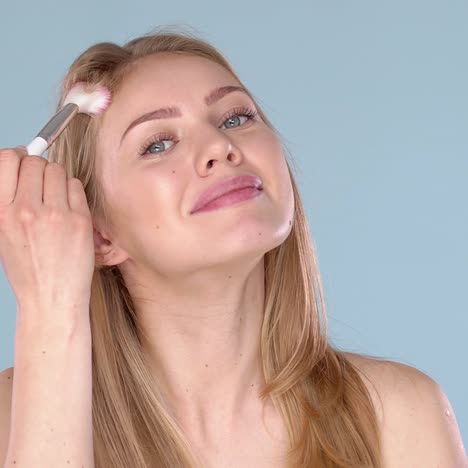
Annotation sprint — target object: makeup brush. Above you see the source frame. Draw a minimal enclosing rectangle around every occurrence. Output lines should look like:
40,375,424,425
25,81,112,157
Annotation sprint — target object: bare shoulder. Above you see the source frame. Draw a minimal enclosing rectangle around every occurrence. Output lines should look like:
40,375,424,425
0,367,14,403
0,367,14,408
343,352,468,467
0,367,14,463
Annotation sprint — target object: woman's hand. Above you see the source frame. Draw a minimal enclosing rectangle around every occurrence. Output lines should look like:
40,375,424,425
0,146,95,326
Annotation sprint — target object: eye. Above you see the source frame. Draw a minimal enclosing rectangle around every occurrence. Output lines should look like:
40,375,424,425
138,106,259,158
138,132,176,157
221,106,258,129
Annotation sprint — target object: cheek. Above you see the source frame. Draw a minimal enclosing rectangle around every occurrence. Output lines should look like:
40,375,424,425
251,128,285,164
101,172,156,229
252,131,290,187
255,133,294,218
123,173,191,238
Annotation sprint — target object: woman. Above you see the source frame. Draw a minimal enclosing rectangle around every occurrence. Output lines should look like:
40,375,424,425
1,27,466,467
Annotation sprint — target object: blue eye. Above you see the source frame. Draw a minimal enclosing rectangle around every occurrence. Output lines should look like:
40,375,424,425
222,107,257,129
138,106,259,158
223,115,246,128
138,132,176,156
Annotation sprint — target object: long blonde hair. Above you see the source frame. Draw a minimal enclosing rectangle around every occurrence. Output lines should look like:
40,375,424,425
47,25,385,467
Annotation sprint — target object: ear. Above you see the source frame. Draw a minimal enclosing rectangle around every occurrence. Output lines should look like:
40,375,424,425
93,225,129,268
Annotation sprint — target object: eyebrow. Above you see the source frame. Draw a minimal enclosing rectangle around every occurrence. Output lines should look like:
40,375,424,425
119,85,249,147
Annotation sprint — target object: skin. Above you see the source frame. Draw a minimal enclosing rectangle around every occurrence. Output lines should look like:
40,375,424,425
91,52,295,452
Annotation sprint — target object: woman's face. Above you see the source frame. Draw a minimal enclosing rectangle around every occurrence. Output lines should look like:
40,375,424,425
94,52,294,278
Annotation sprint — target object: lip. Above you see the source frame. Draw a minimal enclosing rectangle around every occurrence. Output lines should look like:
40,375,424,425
190,174,263,214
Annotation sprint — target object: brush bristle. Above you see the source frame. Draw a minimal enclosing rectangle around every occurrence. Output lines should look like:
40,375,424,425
62,82,112,116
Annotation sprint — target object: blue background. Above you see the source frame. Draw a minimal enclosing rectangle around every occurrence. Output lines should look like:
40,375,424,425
1,0,466,448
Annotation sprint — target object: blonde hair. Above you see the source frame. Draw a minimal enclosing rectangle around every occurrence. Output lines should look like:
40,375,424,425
47,25,385,467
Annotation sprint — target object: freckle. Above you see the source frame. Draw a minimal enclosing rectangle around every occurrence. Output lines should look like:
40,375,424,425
51,428,54,432
205,364,208,367
228,275,232,279
67,461,70,464
7,376,11,379
42,350,46,354
258,232,262,236
251,384,254,387
156,225,160,229
289,220,292,226
240,353,243,357
172,170,176,174
13,461,16,464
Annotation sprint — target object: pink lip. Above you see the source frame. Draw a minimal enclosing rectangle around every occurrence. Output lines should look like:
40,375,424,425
190,174,263,214
191,187,263,214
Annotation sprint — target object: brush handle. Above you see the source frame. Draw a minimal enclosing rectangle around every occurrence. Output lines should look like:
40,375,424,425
26,103,79,157
26,137,48,156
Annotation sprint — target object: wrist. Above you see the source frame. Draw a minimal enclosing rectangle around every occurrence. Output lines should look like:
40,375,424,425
15,301,91,340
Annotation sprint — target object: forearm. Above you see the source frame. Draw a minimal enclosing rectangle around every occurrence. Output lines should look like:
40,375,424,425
4,310,94,467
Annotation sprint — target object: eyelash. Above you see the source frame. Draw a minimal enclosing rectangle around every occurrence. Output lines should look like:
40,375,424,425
137,106,259,157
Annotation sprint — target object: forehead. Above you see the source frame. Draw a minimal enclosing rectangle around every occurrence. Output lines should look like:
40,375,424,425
114,53,237,103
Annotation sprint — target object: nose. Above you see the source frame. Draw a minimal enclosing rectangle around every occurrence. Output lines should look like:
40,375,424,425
195,125,243,170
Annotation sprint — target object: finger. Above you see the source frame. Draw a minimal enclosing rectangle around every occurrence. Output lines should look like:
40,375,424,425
14,155,47,209
43,162,69,209
67,178,91,216
0,148,23,206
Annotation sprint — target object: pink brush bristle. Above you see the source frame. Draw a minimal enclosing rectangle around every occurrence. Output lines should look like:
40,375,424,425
62,81,112,116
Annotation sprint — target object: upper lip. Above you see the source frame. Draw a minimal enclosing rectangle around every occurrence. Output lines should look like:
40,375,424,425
190,174,263,214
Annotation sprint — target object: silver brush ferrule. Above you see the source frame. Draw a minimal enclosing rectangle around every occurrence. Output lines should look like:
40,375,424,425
36,102,79,146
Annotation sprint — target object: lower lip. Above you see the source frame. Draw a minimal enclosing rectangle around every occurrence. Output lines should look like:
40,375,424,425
191,187,263,214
